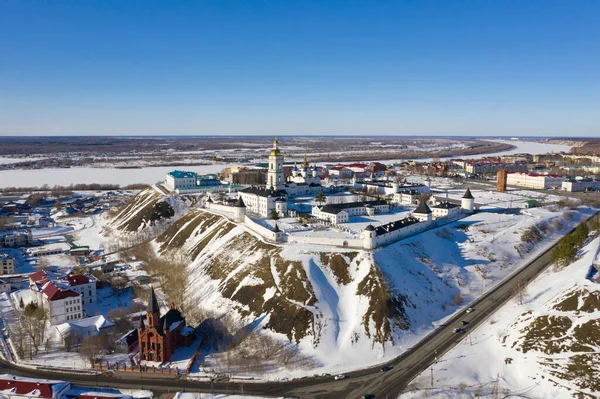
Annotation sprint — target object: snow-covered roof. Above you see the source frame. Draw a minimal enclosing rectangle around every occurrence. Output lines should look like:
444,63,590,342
79,393,133,399
0,374,70,399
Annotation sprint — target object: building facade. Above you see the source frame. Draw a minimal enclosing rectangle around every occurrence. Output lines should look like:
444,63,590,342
137,288,194,363
562,179,600,192
312,200,389,225
2,230,33,247
465,162,528,175
430,202,461,218
392,189,421,205
0,254,15,274
497,170,507,192
28,271,92,324
506,172,565,189
165,171,233,194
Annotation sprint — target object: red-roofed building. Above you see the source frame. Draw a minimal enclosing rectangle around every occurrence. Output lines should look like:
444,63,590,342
60,273,97,306
345,163,369,173
79,393,132,399
29,271,85,325
0,374,71,399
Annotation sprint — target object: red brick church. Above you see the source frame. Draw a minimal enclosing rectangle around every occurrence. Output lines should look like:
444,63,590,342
137,288,194,362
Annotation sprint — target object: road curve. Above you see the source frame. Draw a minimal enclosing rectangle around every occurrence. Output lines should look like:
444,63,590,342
1,213,595,399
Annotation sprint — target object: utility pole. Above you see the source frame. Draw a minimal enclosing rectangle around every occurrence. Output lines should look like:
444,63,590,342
430,365,434,388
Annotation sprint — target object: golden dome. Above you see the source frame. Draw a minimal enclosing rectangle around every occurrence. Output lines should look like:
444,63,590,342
270,148,282,157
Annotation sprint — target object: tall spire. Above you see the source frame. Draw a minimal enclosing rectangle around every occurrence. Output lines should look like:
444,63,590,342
302,153,308,168
147,287,159,314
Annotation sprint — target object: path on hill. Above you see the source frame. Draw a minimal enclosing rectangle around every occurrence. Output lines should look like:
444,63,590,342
0,211,597,399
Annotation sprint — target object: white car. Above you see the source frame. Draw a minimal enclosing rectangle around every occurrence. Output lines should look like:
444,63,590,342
334,374,347,381
466,307,475,313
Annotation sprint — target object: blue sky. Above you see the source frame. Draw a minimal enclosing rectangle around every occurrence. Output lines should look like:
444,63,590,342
1,1,599,136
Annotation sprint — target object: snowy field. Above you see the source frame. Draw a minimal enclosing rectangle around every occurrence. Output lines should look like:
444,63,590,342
400,236,600,399
0,156,47,164
0,140,571,188
0,164,232,188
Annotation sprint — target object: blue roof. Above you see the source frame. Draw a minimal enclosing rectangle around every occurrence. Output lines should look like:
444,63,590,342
168,170,197,179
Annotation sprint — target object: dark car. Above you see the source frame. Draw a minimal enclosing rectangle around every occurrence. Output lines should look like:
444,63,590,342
361,395,375,399
461,320,470,326
380,366,392,372
453,328,467,333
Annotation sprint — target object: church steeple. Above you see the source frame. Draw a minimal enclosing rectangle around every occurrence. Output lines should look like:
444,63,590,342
267,138,284,190
146,287,160,327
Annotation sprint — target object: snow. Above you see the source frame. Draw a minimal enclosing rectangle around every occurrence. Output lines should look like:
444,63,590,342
0,156,47,165
0,164,232,189
0,140,571,189
399,234,600,398
175,394,282,399
378,139,573,164
182,197,594,381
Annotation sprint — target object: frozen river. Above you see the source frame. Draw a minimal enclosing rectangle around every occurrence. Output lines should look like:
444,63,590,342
0,139,572,188
0,164,233,188
377,139,572,164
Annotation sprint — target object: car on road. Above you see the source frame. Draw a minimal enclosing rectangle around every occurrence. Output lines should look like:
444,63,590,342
361,395,375,399
461,320,470,326
334,374,347,380
466,307,475,313
380,366,392,372
453,328,467,333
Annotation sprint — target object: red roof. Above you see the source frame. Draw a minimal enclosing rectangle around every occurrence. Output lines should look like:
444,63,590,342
346,163,368,168
29,270,47,283
0,376,64,398
42,282,79,301
79,394,129,399
61,274,91,286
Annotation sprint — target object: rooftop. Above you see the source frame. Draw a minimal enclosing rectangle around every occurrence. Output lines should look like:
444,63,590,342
375,217,420,235
0,374,69,399
413,201,432,215
240,187,287,198
168,170,197,179
431,201,459,209
317,200,388,214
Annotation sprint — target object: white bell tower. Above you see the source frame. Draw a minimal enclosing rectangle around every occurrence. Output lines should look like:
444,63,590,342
267,139,284,190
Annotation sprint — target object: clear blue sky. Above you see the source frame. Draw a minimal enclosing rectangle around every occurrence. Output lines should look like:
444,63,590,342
1,1,599,137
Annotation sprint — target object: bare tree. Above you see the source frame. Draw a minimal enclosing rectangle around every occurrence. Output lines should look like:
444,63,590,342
21,304,48,355
79,334,109,364
0,216,15,231
515,281,528,305
35,256,50,272
110,275,129,297
63,330,80,352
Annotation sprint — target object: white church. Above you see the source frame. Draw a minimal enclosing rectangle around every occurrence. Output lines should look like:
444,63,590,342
238,139,323,218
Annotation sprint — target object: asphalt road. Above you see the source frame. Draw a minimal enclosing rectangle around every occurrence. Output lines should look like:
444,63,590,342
0,213,596,399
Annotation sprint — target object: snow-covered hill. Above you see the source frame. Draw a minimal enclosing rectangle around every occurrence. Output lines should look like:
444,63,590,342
145,203,592,378
109,186,194,232
401,231,600,398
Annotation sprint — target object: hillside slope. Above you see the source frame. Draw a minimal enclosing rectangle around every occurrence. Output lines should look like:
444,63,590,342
401,232,600,398
109,187,194,232
149,206,590,376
